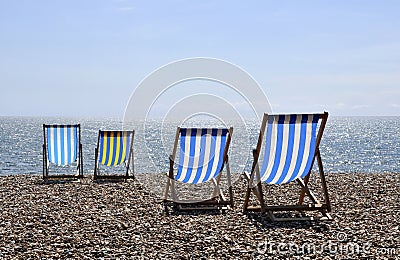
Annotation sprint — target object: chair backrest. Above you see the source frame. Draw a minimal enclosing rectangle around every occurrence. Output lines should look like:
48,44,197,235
175,128,230,184
98,131,133,166
258,114,324,184
44,124,80,166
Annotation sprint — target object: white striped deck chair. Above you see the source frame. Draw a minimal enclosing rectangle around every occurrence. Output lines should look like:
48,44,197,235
42,124,83,180
243,112,332,221
164,127,234,209
94,130,135,181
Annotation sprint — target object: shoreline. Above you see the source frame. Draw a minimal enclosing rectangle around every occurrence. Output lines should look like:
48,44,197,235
0,173,399,258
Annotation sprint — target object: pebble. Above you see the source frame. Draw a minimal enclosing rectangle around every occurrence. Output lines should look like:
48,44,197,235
0,173,399,259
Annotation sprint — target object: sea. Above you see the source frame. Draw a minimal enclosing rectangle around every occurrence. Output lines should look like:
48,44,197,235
0,116,399,176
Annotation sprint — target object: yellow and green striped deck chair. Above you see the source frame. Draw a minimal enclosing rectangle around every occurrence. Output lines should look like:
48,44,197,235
94,130,135,180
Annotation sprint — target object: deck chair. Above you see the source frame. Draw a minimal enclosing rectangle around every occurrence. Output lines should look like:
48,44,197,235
164,127,234,209
42,124,83,180
93,130,135,181
243,112,332,221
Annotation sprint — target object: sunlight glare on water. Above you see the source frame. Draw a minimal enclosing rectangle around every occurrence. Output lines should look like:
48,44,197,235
0,116,399,175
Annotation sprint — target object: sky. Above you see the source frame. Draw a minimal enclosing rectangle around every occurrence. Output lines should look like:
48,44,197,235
0,0,399,118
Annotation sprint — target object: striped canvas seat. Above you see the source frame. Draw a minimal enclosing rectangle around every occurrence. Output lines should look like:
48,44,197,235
94,130,135,180
45,125,79,165
165,127,234,208
98,131,132,166
260,114,319,184
175,128,229,184
243,112,332,221
43,124,83,179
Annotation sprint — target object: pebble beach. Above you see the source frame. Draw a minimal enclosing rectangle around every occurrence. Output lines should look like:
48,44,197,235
0,173,399,259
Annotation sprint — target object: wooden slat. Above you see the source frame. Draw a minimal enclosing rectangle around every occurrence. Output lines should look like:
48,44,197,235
177,205,228,211
264,204,327,211
43,174,83,181
94,175,134,180
246,206,262,212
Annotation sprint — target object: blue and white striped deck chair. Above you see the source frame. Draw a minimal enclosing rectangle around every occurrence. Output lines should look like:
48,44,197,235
93,130,135,181
164,127,234,208
243,112,332,221
42,124,83,180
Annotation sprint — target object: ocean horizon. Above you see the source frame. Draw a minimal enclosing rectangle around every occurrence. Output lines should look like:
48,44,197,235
1,116,399,176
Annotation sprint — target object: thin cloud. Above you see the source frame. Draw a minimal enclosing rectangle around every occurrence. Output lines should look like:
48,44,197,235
351,104,370,110
335,102,346,109
271,72,400,88
116,6,134,12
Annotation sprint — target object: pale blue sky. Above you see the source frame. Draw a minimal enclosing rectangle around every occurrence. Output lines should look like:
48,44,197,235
1,0,399,117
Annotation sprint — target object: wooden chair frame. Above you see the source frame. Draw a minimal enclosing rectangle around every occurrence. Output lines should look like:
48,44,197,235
42,124,83,181
93,130,135,181
164,127,234,209
243,112,332,221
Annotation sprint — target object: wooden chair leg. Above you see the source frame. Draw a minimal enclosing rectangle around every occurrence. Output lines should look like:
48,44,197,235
243,175,252,211
225,160,234,207
228,186,234,208
42,144,46,179
298,169,312,205
316,150,331,212
164,178,171,200
212,173,222,198
297,178,319,204
79,143,83,178
258,181,265,213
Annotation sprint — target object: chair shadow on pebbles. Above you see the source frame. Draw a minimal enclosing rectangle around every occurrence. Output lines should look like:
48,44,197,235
38,178,84,185
244,209,331,231
162,202,229,216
